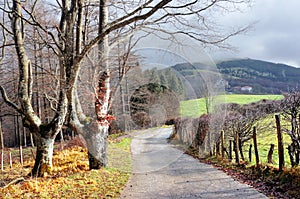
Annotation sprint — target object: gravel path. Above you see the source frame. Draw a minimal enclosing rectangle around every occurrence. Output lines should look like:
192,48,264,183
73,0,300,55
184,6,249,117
120,127,268,199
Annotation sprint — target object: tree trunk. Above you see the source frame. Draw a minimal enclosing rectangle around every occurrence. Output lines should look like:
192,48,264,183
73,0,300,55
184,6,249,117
30,134,54,177
85,124,109,169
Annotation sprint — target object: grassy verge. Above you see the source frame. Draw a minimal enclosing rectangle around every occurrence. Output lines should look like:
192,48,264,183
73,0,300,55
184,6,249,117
0,136,132,199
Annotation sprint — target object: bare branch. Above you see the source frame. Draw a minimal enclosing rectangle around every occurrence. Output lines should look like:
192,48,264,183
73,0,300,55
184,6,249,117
109,0,155,28
0,85,22,113
18,3,62,52
77,0,172,64
44,93,58,112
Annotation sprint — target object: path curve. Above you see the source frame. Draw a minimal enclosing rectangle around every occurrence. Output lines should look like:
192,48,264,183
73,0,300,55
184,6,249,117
120,127,268,199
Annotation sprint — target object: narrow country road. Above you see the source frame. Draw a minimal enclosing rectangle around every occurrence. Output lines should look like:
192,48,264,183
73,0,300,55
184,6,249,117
120,127,268,199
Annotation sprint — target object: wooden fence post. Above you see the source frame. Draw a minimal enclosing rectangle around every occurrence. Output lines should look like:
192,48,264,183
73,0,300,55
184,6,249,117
234,132,240,165
253,127,260,168
221,131,225,158
229,140,232,161
249,144,252,162
275,114,284,171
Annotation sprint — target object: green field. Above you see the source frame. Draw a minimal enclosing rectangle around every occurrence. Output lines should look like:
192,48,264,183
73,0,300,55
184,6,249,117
180,94,283,118
242,115,292,167
180,94,295,167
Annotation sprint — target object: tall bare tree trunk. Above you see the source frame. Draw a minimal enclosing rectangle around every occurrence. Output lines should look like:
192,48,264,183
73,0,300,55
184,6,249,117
7,0,67,177
23,127,27,147
86,0,110,169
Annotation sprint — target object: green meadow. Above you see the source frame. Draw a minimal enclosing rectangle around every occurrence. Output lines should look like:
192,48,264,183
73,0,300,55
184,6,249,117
180,94,284,118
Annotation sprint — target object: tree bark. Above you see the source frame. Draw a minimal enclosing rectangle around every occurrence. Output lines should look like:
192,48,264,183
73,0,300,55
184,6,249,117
85,0,110,169
85,124,109,169
30,134,54,177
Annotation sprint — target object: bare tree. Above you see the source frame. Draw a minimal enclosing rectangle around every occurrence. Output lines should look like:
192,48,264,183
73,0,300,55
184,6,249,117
281,91,300,166
0,0,253,176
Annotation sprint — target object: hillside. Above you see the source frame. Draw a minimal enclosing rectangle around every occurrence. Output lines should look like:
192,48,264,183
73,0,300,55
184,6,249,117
170,59,300,96
217,59,300,94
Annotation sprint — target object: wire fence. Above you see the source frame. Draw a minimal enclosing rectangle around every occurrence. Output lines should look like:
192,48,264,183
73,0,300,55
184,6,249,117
174,114,295,170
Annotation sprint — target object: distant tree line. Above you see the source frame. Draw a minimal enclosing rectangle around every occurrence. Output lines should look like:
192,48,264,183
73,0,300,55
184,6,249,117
143,68,185,99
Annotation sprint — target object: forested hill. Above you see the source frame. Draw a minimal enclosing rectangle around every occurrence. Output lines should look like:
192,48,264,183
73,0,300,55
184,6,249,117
170,59,300,95
217,59,300,94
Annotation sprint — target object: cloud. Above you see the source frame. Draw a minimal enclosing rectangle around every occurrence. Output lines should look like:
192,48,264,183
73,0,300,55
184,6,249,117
213,0,300,67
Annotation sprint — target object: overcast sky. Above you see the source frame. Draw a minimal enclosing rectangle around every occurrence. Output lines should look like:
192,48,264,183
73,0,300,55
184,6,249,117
212,0,300,67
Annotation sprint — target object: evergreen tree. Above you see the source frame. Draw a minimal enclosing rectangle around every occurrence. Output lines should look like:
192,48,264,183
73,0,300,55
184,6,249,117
149,68,160,84
159,71,168,87
166,69,183,96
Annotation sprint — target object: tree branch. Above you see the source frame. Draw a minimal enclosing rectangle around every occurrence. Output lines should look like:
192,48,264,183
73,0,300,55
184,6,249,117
76,0,173,64
0,85,22,114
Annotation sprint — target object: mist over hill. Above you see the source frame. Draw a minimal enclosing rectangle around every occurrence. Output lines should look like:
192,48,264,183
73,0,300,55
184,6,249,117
168,58,300,96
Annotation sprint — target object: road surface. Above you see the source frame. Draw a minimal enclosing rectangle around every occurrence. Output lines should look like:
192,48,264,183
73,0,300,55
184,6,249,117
120,127,268,199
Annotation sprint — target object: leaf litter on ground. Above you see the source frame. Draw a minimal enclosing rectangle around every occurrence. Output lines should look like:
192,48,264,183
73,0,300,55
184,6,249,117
0,136,132,199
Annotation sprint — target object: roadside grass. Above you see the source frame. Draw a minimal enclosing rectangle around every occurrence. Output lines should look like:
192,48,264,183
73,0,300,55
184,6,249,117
180,94,283,118
0,136,131,199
